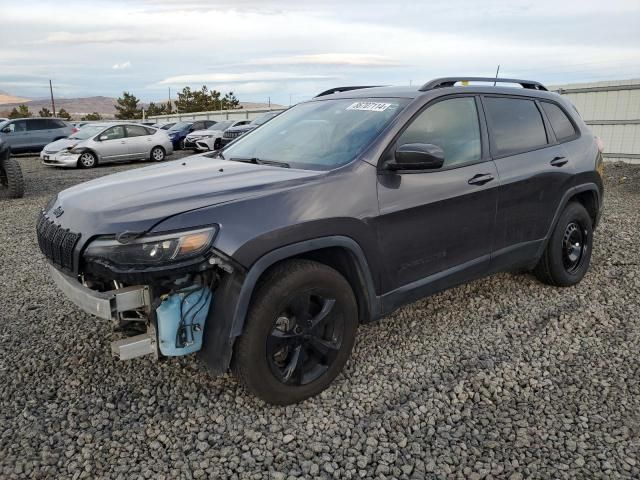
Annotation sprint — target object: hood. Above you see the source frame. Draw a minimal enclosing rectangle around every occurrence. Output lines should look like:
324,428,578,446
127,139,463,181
44,137,77,152
51,155,322,236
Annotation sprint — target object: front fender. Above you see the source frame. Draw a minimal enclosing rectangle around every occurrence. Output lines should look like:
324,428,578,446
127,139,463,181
197,236,379,374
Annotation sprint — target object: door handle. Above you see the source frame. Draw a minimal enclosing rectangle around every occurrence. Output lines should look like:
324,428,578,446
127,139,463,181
120,141,126,144
550,156,568,167
468,173,495,186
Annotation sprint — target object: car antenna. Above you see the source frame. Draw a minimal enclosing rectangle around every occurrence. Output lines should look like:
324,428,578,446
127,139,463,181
493,64,500,86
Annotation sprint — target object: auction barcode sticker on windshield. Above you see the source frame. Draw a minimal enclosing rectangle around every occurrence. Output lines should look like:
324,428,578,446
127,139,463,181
346,101,392,112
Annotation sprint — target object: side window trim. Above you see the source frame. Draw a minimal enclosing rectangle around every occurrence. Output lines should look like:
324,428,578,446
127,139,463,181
538,100,581,144
480,94,552,160
377,93,491,173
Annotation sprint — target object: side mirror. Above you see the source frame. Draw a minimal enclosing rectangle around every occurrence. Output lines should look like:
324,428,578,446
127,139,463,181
386,143,445,171
1,127,11,134
99,135,109,141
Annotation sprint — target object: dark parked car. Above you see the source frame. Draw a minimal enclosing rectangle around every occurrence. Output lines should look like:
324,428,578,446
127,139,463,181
37,77,603,404
167,120,216,149
0,118,74,153
220,111,281,147
0,138,24,198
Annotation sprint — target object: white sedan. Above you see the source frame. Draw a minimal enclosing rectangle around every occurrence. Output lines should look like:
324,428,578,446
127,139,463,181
185,120,251,151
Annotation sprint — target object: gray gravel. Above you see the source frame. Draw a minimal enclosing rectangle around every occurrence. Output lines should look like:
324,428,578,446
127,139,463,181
1,155,639,479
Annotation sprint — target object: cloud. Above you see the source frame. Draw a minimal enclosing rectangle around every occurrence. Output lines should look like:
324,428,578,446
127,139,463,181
112,61,131,70
158,71,336,85
41,31,174,45
247,53,401,67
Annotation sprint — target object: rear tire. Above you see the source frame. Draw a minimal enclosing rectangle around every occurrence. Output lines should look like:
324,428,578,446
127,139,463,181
77,151,97,169
534,202,593,286
179,138,185,150
150,146,165,162
232,259,358,405
0,157,25,198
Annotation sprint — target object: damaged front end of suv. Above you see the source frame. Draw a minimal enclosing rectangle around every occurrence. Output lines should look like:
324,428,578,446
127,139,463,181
37,206,239,368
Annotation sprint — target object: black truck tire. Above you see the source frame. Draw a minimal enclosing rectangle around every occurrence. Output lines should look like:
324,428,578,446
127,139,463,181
1,157,25,199
233,259,358,404
534,202,593,287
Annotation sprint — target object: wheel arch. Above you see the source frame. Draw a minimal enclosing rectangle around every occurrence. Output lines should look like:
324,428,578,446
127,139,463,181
230,236,379,338
198,236,380,375
536,182,601,261
74,147,100,166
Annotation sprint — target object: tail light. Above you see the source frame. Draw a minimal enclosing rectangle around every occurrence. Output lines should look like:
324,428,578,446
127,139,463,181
71,127,78,134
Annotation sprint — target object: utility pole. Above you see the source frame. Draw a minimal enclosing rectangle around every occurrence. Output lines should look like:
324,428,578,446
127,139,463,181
493,65,500,86
268,96,271,109
49,79,56,117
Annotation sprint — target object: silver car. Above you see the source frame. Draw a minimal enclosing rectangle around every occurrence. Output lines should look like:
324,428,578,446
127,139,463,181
41,122,174,168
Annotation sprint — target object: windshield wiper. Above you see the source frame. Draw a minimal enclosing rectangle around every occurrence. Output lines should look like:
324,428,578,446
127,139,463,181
230,157,290,168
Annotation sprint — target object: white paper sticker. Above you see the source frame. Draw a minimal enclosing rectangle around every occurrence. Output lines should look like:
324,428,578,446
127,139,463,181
346,101,392,112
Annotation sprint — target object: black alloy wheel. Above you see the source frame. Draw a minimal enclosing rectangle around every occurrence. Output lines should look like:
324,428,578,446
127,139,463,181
267,293,343,386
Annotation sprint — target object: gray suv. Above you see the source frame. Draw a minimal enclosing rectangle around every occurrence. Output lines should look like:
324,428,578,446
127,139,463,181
0,118,73,153
37,77,604,404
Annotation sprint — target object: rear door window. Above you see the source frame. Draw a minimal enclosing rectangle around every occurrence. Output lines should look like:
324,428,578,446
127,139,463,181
396,96,482,168
48,119,67,129
484,97,548,156
541,102,577,142
125,125,151,137
27,119,49,131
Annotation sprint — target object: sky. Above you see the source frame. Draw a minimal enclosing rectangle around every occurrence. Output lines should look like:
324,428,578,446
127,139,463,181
1,0,640,105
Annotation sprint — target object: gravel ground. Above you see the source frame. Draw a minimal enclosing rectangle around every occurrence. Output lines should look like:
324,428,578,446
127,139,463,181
0,155,639,479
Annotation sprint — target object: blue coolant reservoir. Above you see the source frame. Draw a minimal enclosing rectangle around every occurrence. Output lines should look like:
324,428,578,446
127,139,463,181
156,286,212,356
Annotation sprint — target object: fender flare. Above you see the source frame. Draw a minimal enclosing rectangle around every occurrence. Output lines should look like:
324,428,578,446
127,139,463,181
229,235,379,338
536,182,601,258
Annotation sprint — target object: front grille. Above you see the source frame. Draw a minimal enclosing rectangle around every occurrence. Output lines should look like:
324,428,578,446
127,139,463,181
223,131,242,139
36,212,81,272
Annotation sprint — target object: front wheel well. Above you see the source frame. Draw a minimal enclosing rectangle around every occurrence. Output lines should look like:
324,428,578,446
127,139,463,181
252,247,373,325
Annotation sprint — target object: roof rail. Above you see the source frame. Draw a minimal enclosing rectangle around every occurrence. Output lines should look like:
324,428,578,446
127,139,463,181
315,86,381,97
419,77,548,92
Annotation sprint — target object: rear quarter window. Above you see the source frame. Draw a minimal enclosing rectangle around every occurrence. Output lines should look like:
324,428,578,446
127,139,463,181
541,102,577,142
484,97,548,156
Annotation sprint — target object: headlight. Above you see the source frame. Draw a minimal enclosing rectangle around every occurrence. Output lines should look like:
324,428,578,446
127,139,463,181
84,227,217,266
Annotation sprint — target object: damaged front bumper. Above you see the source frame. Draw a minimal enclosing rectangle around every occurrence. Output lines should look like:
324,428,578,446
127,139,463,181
48,264,151,321
48,264,157,360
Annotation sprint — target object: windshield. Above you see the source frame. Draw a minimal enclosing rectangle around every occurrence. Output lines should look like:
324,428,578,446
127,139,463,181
251,112,279,126
169,121,191,131
223,98,408,170
209,121,233,130
69,125,105,140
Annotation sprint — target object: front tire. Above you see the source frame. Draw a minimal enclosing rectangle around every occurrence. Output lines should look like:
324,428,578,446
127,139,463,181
77,151,97,169
0,157,25,198
233,260,358,405
534,202,593,286
150,146,165,162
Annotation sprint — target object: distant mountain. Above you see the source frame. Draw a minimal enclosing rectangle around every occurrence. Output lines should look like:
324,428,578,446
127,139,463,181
0,92,31,105
0,92,285,119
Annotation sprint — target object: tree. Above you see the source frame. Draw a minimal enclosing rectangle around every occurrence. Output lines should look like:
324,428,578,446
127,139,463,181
8,104,32,118
114,91,142,119
222,91,241,110
39,107,52,117
145,102,172,117
174,86,242,113
81,112,102,121
57,108,72,120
